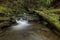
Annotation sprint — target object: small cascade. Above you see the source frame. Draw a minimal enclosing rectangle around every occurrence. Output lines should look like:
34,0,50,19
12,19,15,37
11,13,30,30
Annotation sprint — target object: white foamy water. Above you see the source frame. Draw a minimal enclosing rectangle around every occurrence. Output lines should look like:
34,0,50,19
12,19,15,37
11,18,30,30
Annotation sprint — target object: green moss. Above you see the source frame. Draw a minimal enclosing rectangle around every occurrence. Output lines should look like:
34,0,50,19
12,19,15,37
28,8,60,30
35,10,60,30
0,17,10,21
0,6,7,13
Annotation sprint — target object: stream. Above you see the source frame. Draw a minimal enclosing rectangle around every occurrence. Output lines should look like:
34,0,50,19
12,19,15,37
0,13,60,40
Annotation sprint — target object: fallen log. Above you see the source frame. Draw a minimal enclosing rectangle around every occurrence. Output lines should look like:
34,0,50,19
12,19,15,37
0,21,10,27
0,17,10,21
43,8,60,13
29,9,60,31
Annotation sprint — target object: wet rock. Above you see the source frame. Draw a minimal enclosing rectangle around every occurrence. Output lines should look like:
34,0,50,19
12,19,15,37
16,13,40,22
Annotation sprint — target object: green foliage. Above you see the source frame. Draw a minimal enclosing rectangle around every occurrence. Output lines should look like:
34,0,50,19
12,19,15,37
45,0,53,6
40,0,53,7
0,6,6,13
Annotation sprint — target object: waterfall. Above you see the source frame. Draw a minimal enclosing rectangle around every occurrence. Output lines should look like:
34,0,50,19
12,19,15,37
11,13,30,30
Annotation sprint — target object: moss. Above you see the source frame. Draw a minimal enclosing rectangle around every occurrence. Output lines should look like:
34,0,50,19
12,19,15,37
0,5,16,27
0,17,10,21
0,6,7,13
29,8,60,31
35,10,60,30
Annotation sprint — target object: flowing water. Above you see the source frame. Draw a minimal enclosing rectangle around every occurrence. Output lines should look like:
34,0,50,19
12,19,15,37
0,13,60,40
11,18,30,30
